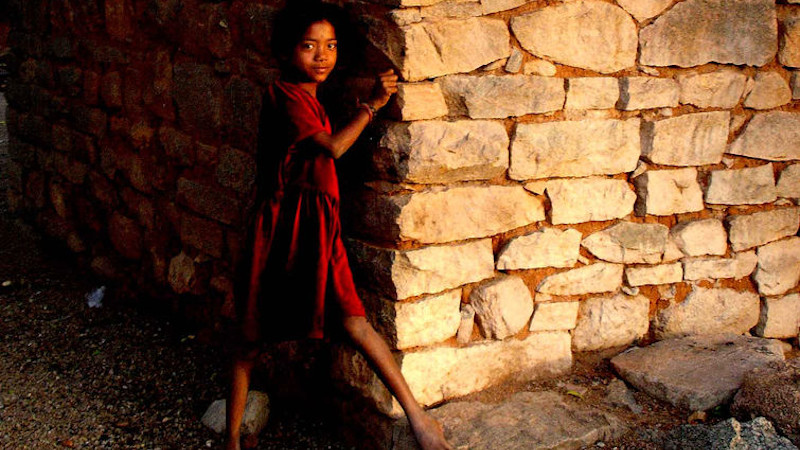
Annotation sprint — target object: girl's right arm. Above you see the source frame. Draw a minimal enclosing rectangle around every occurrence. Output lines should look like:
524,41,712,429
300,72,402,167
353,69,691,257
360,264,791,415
310,69,398,159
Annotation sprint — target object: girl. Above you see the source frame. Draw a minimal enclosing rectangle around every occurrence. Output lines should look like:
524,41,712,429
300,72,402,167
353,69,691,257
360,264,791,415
225,3,452,450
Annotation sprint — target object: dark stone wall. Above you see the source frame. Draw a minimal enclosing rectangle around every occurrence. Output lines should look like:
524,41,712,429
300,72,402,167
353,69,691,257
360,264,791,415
3,0,295,328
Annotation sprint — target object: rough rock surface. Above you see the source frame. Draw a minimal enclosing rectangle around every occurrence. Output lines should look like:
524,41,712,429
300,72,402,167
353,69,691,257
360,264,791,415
392,391,626,450
618,77,680,110
352,185,545,244
546,178,636,225
744,71,792,110
616,0,675,22
470,276,534,340
376,17,511,81
780,16,800,68
677,69,747,108
510,119,640,180
581,222,669,264
625,263,683,286
777,164,800,199
439,75,565,119
634,168,704,216
510,1,637,74
661,417,798,450
731,359,800,444
391,82,448,121
670,218,728,257
728,112,800,161
654,286,760,339
604,378,643,414
496,227,582,270
639,0,778,67
537,263,624,296
682,252,758,281
572,293,650,352
611,334,785,411
375,120,509,184
201,391,270,435
754,237,800,296
565,78,619,110
641,112,729,166
754,293,800,339
374,290,462,350
726,208,800,251
705,164,777,205
346,239,494,300
529,301,580,332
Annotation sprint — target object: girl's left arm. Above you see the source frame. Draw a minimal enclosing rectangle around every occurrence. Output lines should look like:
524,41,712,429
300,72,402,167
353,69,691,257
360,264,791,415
311,69,398,159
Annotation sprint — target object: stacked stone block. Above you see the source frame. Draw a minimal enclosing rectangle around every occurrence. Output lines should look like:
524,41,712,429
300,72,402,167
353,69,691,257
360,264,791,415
4,0,800,421
337,0,800,415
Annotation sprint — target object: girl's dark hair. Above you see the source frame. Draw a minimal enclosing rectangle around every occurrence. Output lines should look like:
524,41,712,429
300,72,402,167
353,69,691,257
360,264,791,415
271,1,352,68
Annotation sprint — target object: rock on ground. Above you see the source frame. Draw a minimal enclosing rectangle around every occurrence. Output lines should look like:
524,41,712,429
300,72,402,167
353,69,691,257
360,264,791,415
611,334,785,412
201,391,270,436
391,391,627,450
731,359,800,445
660,417,798,450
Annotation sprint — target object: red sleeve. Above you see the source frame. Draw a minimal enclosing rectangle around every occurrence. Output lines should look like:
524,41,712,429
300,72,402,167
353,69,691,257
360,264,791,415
274,83,329,146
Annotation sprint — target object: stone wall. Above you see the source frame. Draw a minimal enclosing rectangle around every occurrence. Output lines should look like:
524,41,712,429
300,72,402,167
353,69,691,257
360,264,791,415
3,0,800,419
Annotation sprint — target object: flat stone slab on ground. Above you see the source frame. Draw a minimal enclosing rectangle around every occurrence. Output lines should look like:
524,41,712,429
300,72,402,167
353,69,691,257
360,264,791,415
392,391,626,450
661,417,797,450
611,334,785,412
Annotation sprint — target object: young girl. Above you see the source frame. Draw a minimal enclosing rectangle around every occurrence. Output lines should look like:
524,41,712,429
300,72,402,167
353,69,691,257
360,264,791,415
225,3,452,450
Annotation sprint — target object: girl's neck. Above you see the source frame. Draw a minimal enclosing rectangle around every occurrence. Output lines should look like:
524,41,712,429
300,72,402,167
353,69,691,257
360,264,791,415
295,81,318,98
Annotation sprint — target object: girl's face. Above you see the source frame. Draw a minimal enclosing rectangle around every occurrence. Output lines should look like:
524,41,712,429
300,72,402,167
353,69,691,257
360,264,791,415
290,20,338,84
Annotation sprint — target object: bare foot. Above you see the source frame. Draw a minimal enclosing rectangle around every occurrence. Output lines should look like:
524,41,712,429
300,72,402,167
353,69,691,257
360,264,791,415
410,411,453,450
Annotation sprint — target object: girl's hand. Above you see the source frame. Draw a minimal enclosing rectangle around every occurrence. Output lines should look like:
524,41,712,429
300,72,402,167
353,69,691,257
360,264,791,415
368,69,399,111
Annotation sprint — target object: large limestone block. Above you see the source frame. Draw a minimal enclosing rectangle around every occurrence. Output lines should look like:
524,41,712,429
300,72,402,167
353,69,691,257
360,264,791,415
625,263,683,286
754,294,800,339
374,290,462,350
726,208,800,251
496,227,582,270
779,16,800,68
510,119,640,180
439,75,565,119
375,120,509,184
777,164,800,199
793,71,800,99
572,293,650,352
391,82,448,121
728,112,800,161
546,178,636,225
351,185,545,244
565,77,619,110
670,218,727,257
371,17,511,81
641,112,729,166
470,276,534,339
510,1,637,74
581,222,669,264
633,168,704,216
612,334,785,411
705,164,777,205
618,77,680,110
616,0,675,22
754,237,800,296
346,239,494,300
537,262,624,296
654,286,760,339
677,69,748,108
480,0,527,15
392,391,626,450
682,252,758,281
639,0,778,67
338,331,572,416
743,71,792,110
529,302,580,332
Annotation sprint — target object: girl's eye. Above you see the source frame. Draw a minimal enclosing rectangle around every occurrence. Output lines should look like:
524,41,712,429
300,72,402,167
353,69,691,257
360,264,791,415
328,43,338,50
301,43,314,50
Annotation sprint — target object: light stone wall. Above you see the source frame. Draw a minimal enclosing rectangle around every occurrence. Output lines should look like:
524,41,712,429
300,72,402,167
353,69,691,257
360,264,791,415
342,0,800,415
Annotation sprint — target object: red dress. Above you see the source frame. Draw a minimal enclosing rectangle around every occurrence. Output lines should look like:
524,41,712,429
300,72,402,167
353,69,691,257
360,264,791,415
240,80,366,343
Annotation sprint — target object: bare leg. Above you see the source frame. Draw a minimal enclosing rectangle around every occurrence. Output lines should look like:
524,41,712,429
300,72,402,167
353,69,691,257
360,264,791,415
343,316,453,450
225,354,255,450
